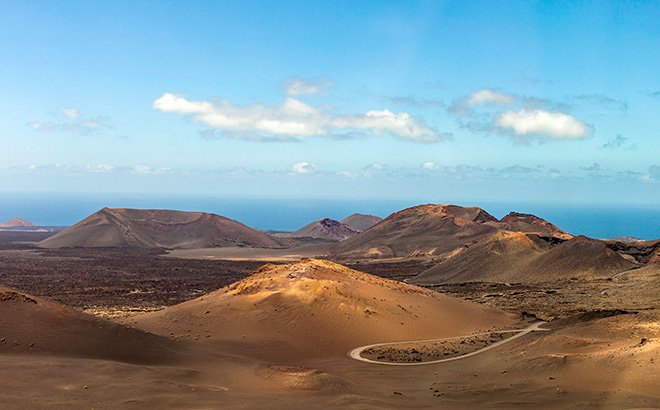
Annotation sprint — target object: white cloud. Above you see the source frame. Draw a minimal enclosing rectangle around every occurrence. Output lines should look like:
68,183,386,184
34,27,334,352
153,92,445,143
360,162,388,178
285,77,332,96
335,170,356,178
467,89,515,106
364,162,387,171
132,164,154,175
495,109,590,139
290,162,316,174
332,109,440,143
60,107,79,119
387,96,444,108
85,164,115,173
421,161,438,170
29,121,58,132
28,113,107,135
131,164,171,175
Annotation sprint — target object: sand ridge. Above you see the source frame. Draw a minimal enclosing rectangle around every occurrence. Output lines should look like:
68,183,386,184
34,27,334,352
128,259,518,360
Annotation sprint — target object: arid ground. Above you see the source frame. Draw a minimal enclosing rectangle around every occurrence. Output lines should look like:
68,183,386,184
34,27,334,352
1,229,658,409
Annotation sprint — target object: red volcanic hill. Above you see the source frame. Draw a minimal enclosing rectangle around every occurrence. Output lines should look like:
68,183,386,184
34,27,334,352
334,204,500,259
496,211,572,239
339,213,383,232
288,218,359,241
129,259,516,360
0,217,36,228
0,285,177,364
38,208,283,249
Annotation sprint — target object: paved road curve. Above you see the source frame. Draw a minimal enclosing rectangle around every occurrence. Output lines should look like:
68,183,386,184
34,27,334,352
348,322,550,366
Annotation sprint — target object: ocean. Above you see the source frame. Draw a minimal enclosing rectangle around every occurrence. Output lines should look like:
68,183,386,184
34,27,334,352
0,192,658,240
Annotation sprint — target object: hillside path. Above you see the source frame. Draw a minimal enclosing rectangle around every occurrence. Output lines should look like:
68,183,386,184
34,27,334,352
348,321,549,366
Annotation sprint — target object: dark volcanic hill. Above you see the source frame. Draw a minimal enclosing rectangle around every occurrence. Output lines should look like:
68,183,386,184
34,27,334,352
38,208,283,249
289,218,358,241
495,212,572,239
339,213,383,232
334,204,500,259
412,234,638,285
0,217,36,228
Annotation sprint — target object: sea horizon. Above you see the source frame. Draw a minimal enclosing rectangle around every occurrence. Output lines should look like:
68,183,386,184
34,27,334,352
1,191,658,241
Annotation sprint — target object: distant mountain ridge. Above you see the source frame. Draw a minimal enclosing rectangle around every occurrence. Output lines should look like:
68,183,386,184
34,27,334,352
286,218,358,241
0,217,36,228
334,204,502,259
334,204,576,260
332,203,650,283
339,213,383,232
38,208,283,249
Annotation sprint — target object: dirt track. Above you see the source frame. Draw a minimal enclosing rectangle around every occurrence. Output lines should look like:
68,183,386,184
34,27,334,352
349,322,550,365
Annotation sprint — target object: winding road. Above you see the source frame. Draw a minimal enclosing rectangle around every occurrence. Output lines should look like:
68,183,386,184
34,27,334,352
348,321,550,366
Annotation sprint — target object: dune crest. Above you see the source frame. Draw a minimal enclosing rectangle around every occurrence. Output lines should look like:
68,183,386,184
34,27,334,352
130,259,517,359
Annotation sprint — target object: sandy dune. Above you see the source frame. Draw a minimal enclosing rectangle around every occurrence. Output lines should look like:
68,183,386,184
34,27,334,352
128,259,518,360
0,285,178,364
1,257,658,408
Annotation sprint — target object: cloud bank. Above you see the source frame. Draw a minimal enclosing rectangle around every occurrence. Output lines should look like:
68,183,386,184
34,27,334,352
450,89,592,141
28,107,110,136
154,93,445,143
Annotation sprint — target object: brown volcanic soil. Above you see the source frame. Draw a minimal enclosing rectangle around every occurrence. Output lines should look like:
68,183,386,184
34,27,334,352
128,259,517,360
0,230,61,248
0,285,179,364
285,218,358,241
335,204,500,259
413,233,638,285
606,238,660,264
0,246,265,316
361,332,509,363
495,211,572,239
340,213,383,232
0,245,659,408
39,207,283,249
0,202,658,410
526,235,637,277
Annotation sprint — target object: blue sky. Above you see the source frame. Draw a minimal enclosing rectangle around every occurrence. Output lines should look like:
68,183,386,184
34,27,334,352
1,0,659,204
